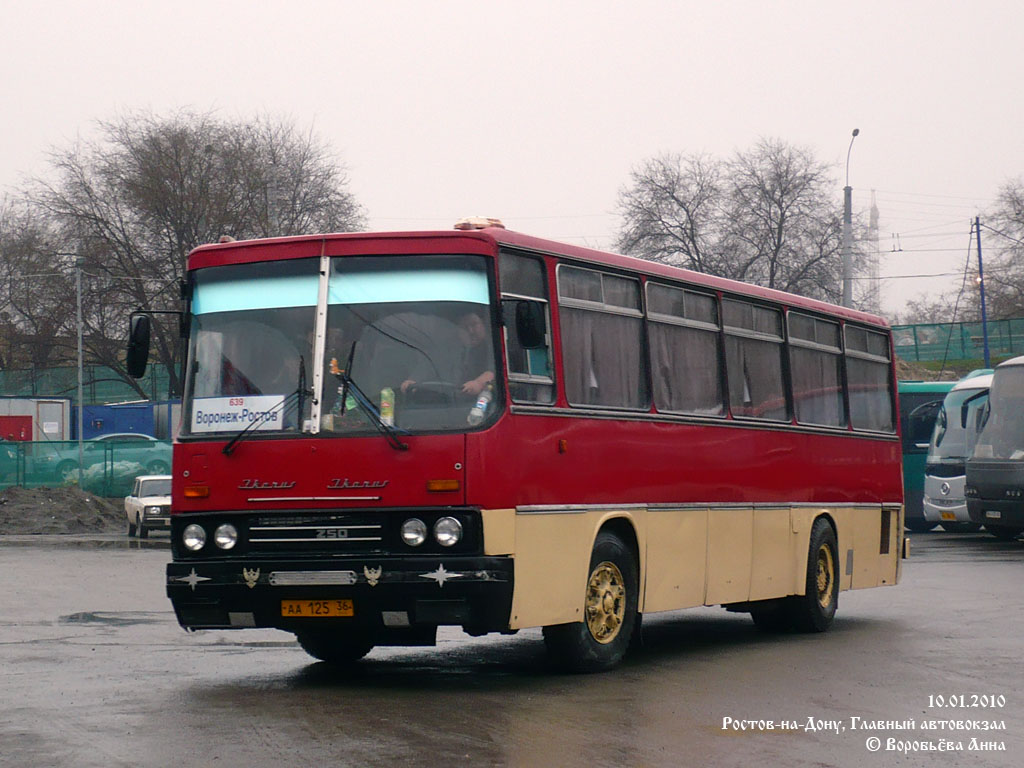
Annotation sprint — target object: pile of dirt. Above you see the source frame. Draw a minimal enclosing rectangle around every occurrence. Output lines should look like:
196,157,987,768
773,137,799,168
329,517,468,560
0,486,124,535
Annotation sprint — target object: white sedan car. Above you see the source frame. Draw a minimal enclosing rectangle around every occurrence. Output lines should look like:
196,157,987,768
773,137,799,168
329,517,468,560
124,475,172,538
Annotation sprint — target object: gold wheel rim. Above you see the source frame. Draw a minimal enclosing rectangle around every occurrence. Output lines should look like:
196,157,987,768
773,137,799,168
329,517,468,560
815,544,835,609
585,561,626,644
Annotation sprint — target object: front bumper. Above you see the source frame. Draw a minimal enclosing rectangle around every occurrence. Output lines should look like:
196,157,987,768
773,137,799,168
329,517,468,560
922,497,970,523
922,474,969,523
166,554,514,638
967,498,1024,528
141,511,172,528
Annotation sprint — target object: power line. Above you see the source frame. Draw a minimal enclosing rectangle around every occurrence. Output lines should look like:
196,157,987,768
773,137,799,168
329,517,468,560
937,229,979,378
980,223,1024,248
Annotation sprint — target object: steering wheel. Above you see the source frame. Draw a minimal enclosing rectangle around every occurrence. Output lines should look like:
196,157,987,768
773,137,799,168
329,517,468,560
406,381,460,406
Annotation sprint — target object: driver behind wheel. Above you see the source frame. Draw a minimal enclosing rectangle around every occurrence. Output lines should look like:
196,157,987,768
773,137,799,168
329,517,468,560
400,309,494,398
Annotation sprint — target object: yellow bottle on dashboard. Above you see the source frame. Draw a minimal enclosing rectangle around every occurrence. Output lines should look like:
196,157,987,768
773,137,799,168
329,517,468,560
380,387,395,426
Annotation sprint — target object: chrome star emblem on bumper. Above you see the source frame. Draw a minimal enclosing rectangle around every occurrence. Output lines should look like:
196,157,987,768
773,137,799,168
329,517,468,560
419,564,465,587
172,568,211,591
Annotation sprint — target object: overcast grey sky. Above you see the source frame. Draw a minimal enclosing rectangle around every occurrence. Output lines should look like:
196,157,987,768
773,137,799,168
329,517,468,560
2,0,1021,318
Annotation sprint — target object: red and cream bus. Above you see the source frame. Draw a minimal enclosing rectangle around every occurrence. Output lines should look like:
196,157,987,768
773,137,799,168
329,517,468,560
128,219,905,672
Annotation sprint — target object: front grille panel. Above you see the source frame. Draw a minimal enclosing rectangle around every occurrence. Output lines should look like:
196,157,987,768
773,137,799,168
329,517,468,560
248,513,386,555
171,509,483,559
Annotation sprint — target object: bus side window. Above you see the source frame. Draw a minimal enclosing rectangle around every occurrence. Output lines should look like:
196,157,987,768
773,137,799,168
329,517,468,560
846,325,895,432
558,265,648,410
499,250,555,404
646,282,725,416
722,299,787,421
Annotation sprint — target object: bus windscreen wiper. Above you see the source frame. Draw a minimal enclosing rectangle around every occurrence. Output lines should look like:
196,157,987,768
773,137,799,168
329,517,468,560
222,357,312,456
332,341,409,451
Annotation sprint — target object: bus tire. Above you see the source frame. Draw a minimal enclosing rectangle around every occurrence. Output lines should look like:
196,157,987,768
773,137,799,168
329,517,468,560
296,630,374,664
542,530,638,673
941,521,980,533
789,518,838,633
904,519,937,533
986,525,1023,541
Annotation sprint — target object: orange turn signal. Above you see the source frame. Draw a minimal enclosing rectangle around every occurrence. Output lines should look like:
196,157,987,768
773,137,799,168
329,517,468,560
426,479,460,493
183,485,210,498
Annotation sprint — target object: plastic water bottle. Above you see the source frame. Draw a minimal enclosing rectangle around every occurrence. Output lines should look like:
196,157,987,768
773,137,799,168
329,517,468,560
467,385,494,425
380,387,395,426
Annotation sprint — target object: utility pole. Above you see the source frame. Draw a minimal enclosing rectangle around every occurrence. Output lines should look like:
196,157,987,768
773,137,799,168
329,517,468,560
842,128,860,308
975,216,991,367
75,256,84,485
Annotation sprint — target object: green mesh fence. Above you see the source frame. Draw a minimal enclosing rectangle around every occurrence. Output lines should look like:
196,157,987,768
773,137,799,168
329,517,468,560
0,364,172,404
892,318,1024,362
0,439,172,498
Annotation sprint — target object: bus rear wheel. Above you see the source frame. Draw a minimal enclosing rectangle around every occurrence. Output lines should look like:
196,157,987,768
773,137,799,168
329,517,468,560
296,630,374,664
542,530,638,673
789,518,839,633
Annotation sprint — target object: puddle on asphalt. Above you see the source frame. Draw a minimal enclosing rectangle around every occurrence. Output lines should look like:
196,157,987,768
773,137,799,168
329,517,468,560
59,611,166,626
0,534,170,550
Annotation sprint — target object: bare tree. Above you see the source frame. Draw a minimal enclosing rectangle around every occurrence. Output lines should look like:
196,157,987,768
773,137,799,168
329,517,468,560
723,139,848,301
615,153,723,273
0,199,75,373
894,291,962,325
616,139,866,306
26,110,365,397
979,179,1024,319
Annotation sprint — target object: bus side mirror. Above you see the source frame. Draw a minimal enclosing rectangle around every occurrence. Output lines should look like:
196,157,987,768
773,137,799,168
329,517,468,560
514,300,546,349
126,314,151,378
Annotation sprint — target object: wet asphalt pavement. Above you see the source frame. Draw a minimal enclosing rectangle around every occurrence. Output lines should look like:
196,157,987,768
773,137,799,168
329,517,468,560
1,531,1023,768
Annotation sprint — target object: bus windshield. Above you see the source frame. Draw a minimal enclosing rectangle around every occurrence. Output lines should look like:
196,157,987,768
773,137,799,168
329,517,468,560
322,255,496,434
973,365,1024,461
182,254,497,437
928,387,989,464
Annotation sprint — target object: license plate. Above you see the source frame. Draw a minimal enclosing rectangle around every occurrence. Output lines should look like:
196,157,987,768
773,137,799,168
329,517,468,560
940,512,956,521
281,599,354,617
985,510,1002,519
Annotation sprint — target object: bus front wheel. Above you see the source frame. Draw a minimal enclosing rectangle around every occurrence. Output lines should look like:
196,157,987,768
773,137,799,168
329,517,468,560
986,525,1023,541
789,518,839,633
296,630,374,665
542,530,639,673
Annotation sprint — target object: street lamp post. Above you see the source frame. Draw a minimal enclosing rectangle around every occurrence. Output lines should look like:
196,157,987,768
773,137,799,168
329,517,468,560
56,252,85,485
842,128,860,308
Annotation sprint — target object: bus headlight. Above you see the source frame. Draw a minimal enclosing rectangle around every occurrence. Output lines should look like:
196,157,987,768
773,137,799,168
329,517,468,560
401,518,427,547
434,516,463,547
183,524,206,551
214,523,238,550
